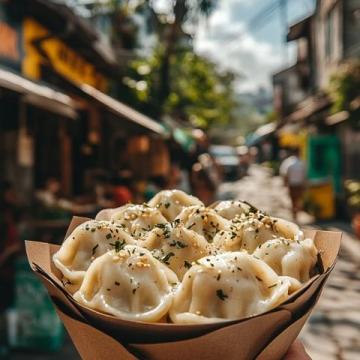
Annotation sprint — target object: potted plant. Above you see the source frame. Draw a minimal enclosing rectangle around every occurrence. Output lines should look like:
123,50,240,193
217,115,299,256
344,180,360,238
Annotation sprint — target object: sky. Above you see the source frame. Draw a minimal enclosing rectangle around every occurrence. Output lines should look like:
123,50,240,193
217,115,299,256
193,0,315,94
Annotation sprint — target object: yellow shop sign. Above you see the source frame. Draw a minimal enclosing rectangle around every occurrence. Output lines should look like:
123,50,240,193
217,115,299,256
23,18,108,91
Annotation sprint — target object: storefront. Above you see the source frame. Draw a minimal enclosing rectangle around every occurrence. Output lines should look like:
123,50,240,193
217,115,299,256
1,1,169,203
0,5,78,202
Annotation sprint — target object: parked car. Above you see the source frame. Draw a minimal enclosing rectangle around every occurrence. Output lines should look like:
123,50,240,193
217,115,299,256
209,145,240,182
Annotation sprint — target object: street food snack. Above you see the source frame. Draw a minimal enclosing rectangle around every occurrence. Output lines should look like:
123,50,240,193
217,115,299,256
143,224,214,279
110,204,167,239
53,220,137,292
148,189,204,221
169,252,301,324
253,237,318,282
74,246,178,322
53,190,319,324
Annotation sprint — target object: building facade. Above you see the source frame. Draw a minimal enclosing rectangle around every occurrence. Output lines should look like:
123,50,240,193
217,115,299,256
0,0,168,205
273,0,360,215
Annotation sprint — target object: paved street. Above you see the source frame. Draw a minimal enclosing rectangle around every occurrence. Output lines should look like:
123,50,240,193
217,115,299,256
219,165,360,360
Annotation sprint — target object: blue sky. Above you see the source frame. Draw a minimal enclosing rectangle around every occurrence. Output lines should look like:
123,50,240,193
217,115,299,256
194,0,315,93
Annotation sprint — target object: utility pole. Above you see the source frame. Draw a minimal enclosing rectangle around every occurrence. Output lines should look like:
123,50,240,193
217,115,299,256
279,0,288,65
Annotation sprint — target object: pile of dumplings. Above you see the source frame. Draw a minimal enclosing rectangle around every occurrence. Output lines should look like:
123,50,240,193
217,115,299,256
53,190,318,325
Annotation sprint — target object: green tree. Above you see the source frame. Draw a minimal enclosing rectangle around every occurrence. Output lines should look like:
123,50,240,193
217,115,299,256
125,47,238,129
73,1,238,129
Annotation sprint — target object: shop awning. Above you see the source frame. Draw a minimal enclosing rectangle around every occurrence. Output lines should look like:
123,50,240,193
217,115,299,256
325,110,349,125
246,122,277,146
254,122,277,137
0,68,77,119
284,95,331,123
79,83,166,135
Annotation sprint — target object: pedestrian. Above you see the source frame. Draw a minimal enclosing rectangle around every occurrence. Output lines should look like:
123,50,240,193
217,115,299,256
279,148,306,221
112,171,133,207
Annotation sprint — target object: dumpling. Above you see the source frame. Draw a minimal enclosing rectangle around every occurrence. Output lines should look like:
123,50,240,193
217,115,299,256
214,212,303,253
176,206,230,242
214,200,251,220
53,220,136,291
143,223,215,279
73,245,178,322
110,204,167,239
170,252,301,324
148,190,203,221
95,205,128,221
253,238,318,282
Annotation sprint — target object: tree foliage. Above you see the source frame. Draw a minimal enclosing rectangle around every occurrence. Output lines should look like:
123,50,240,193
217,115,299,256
329,60,360,112
125,47,238,128
74,0,238,129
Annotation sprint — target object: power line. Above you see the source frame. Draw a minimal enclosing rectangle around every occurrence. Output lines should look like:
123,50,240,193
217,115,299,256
224,0,281,46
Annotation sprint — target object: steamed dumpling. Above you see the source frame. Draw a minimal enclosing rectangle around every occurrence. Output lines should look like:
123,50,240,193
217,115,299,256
148,190,203,221
53,220,136,291
253,238,318,282
73,245,178,322
214,200,251,220
95,205,128,221
170,252,301,324
214,212,303,253
143,223,215,279
176,206,230,242
110,204,167,239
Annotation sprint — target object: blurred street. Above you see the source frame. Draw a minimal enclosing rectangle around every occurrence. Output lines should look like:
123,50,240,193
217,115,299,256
219,165,360,360
0,0,359,358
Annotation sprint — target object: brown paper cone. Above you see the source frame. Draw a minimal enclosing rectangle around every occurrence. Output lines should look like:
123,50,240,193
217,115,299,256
25,217,341,360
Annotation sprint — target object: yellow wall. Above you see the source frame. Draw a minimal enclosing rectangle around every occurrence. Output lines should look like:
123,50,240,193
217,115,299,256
23,18,108,91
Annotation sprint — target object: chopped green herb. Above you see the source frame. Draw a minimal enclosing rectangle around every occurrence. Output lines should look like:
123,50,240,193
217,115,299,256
115,281,120,286
268,283,277,289
187,222,196,230
216,289,228,301
184,260,192,269
110,240,126,252
216,274,221,281
106,233,112,240
92,244,99,255
164,203,170,209
161,252,175,265
255,276,263,282
155,223,167,229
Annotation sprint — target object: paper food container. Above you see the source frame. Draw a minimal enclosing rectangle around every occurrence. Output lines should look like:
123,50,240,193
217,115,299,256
25,216,341,360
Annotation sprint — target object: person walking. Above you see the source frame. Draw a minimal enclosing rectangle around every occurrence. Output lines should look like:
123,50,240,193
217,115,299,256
280,148,306,221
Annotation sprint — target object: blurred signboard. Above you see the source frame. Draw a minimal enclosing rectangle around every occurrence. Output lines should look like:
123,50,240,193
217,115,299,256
23,18,108,92
0,4,23,71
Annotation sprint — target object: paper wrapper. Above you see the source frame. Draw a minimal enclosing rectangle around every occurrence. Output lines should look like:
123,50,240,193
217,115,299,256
25,217,341,360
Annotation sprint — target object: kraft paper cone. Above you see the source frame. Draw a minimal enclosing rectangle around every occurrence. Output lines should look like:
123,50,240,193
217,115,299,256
256,274,327,360
25,216,341,360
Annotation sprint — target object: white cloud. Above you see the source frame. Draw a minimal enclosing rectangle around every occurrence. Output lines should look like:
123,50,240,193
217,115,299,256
194,0,283,93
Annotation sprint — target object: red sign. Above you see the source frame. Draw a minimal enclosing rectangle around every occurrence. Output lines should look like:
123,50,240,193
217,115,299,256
0,20,20,62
